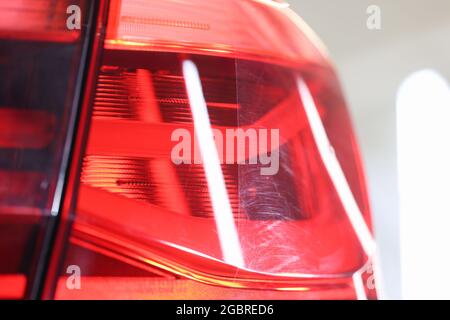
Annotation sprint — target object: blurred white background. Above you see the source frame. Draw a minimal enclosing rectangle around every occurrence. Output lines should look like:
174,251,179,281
289,0,450,299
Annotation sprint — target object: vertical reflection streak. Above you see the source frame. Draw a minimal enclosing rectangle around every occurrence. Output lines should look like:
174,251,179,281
182,60,244,267
297,78,375,257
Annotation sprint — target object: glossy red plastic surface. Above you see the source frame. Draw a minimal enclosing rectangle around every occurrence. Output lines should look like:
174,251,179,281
0,0,91,299
104,0,326,68
50,0,376,299
0,0,85,42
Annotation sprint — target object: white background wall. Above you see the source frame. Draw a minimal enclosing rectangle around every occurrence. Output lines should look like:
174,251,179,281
289,0,450,299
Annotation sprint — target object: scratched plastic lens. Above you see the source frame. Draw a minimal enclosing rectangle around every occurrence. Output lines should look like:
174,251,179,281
51,0,375,299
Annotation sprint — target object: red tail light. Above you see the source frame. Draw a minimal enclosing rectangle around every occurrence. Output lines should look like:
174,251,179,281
0,0,82,42
0,0,95,299
43,0,377,300
2,0,377,300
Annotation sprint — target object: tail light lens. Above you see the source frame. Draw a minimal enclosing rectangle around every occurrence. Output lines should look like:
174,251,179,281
41,0,376,299
0,0,81,42
0,0,94,298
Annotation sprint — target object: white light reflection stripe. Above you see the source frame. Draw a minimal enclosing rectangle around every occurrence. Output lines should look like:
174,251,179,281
297,78,376,257
352,270,368,300
252,0,290,9
182,60,244,268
